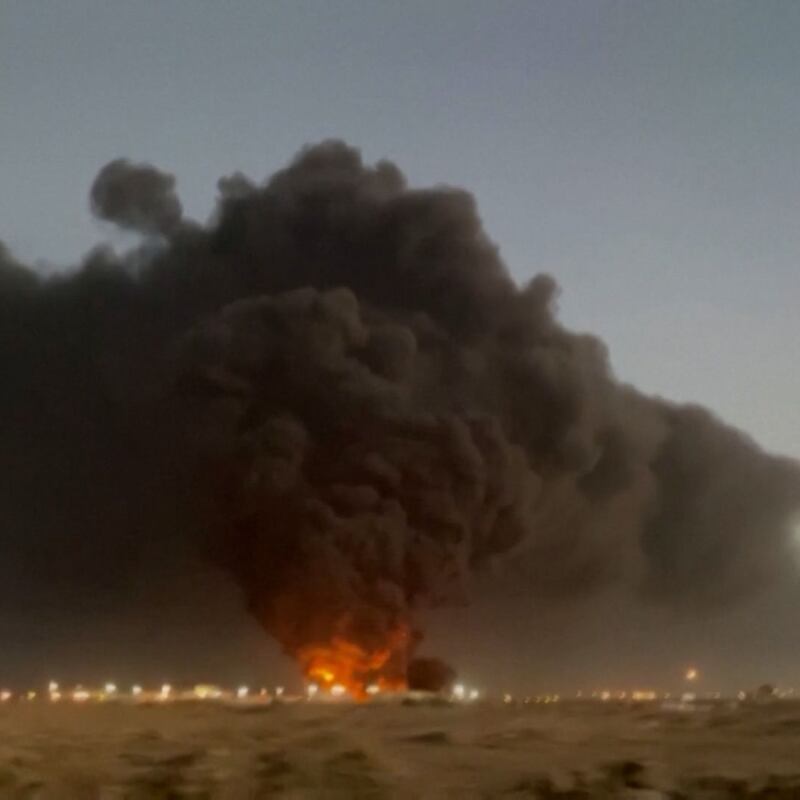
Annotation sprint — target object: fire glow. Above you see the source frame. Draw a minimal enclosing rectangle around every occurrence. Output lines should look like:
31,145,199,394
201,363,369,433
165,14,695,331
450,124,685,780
297,627,410,700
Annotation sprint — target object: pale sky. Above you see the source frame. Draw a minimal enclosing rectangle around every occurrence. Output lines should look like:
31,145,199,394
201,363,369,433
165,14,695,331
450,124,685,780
2,0,799,463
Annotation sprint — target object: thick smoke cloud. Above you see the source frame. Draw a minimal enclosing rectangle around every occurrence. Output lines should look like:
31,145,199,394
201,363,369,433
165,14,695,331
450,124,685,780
407,657,456,693
1,141,798,683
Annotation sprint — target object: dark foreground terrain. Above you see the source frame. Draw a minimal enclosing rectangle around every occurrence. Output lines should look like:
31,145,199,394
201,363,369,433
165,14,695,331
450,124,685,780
1,698,799,798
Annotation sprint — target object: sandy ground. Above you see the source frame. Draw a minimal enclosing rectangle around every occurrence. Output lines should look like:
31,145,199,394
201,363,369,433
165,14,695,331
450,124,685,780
1,699,799,798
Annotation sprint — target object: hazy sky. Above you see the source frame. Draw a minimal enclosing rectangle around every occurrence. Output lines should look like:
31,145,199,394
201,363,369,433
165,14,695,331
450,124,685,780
3,0,798,459
2,2,800,693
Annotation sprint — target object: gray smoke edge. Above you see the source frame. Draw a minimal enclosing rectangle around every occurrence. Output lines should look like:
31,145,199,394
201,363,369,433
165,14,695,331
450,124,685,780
1,141,798,676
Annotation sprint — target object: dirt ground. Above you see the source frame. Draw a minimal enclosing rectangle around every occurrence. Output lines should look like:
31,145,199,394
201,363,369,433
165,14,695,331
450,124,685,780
1,698,799,798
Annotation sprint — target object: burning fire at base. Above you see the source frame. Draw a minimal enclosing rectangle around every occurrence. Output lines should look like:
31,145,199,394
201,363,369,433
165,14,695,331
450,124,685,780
297,627,411,700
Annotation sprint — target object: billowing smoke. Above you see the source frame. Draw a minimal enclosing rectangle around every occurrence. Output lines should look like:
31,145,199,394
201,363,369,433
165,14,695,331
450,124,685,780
407,657,457,693
1,142,798,689
90,159,183,235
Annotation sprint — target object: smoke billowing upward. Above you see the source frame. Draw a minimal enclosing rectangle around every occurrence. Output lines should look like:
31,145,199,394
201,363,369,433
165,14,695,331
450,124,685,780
90,159,183,236
1,142,798,689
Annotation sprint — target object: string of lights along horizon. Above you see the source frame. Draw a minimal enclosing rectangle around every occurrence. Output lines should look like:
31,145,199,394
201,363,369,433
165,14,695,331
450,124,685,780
2,666,796,707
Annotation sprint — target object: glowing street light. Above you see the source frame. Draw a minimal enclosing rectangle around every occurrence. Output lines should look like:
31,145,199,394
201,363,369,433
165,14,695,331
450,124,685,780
104,683,117,696
131,685,142,697
194,685,221,700
159,684,172,700
452,684,465,700
330,684,346,697
685,667,699,682
365,684,380,696
237,686,249,699
306,683,319,699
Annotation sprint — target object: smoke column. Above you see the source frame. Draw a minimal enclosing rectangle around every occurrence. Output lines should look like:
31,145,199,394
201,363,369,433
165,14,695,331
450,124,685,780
1,142,798,690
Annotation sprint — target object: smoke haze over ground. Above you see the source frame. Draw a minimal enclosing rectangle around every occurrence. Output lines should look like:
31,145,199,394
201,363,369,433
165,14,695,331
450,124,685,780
1,142,798,688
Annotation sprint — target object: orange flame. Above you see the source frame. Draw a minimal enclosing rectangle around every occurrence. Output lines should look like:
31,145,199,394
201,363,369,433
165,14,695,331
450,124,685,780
298,626,410,700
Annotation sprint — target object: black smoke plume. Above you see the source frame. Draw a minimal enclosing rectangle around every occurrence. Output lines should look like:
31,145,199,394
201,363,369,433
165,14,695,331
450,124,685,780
90,159,183,235
1,142,798,684
407,657,456,693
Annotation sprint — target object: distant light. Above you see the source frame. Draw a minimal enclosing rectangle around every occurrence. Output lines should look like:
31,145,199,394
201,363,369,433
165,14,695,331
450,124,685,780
600,691,611,701
365,684,380,696
275,686,284,697
469,689,480,701
452,684,465,700
160,684,172,699
685,668,698,682
503,693,513,704
194,684,222,700
0,691,11,702
237,686,249,699
73,689,90,702
26,691,36,701
48,681,59,693
104,683,117,696
737,691,747,701
307,683,319,698
50,691,62,702
131,685,142,697
330,684,346,697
